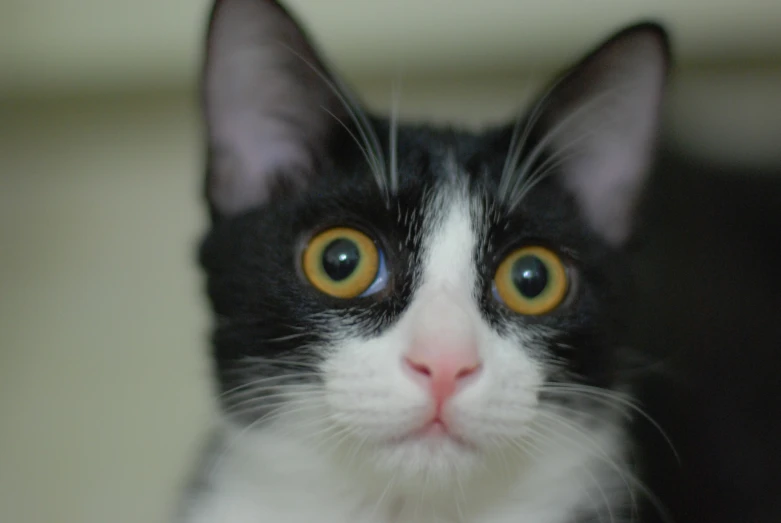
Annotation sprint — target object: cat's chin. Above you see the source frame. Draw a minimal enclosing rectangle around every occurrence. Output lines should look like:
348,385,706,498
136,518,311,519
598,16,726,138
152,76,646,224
337,426,486,490
389,417,476,447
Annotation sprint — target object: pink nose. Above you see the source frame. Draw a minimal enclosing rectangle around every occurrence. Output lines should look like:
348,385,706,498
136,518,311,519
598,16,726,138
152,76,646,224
403,344,482,406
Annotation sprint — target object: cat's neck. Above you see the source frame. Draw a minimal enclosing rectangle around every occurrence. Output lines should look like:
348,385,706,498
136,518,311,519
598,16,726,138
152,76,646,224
184,419,630,523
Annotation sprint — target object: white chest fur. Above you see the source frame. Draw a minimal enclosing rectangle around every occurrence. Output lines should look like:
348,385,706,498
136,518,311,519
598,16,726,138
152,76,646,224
180,422,630,523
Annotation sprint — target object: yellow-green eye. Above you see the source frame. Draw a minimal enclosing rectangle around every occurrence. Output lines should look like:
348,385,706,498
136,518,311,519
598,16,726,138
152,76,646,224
302,227,380,299
493,246,569,315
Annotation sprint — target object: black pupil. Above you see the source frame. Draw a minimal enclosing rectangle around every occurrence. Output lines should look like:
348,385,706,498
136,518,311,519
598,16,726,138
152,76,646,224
322,238,361,281
511,255,549,298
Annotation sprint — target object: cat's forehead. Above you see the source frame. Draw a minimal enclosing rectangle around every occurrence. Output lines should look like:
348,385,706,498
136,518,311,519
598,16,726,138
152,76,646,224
396,168,496,326
417,178,477,282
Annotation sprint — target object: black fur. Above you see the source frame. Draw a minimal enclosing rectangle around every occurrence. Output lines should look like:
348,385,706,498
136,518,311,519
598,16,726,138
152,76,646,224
192,3,781,523
631,153,781,523
199,109,644,426
195,2,669,521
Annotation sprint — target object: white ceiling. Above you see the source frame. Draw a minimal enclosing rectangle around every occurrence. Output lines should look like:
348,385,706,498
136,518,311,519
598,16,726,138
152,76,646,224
3,0,781,96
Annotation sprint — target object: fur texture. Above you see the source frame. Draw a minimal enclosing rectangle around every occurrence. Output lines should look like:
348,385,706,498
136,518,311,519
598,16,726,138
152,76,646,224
181,1,670,522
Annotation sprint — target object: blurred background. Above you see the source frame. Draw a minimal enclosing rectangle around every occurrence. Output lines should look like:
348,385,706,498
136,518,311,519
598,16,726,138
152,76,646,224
1,1,780,522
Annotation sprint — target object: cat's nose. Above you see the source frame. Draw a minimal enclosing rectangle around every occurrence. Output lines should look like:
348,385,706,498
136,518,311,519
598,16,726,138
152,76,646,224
403,343,482,406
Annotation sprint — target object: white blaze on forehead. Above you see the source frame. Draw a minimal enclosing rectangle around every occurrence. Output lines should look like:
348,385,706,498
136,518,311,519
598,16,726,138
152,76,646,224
405,186,480,345
421,186,476,295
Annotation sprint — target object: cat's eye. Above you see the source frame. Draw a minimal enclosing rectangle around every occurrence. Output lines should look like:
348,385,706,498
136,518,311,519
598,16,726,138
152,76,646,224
302,227,387,299
493,246,569,315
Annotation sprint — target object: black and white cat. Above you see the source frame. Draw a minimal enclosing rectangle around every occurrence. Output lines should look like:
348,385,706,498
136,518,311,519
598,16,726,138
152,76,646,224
180,0,670,521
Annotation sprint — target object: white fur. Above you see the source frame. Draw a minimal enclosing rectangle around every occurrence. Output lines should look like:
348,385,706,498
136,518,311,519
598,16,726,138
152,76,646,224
181,185,632,523
183,421,627,523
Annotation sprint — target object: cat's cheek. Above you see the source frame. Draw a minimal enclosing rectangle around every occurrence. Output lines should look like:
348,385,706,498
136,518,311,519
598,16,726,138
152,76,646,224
449,340,545,446
318,336,431,440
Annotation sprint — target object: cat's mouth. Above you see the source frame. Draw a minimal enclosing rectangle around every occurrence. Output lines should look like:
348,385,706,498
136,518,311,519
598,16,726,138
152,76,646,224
389,417,477,451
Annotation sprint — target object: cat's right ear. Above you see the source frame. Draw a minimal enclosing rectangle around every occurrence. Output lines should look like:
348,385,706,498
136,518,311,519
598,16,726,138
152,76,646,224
202,0,347,218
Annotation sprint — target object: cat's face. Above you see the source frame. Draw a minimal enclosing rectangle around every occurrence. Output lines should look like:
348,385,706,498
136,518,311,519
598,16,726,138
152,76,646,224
199,0,669,489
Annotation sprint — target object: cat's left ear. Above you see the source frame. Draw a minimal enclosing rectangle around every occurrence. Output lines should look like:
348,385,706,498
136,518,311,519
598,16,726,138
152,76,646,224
530,23,671,246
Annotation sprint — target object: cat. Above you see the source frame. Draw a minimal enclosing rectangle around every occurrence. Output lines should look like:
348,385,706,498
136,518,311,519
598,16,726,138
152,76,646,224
178,0,671,521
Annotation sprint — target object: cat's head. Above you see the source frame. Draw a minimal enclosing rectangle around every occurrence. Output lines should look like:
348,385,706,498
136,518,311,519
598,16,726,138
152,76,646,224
198,0,669,491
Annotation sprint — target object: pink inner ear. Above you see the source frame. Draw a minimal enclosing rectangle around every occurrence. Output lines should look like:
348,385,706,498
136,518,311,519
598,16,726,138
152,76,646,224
203,0,342,216
555,33,668,246
209,132,314,215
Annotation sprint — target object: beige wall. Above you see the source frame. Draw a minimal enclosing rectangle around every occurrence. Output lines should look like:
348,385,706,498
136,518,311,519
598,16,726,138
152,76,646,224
0,93,210,523
4,0,781,96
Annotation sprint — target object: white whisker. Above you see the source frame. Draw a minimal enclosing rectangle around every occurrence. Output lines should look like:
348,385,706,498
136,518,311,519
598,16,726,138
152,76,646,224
278,43,389,205
531,412,630,523
499,83,551,197
540,383,679,463
369,471,397,520
219,372,322,399
504,87,623,209
389,77,402,196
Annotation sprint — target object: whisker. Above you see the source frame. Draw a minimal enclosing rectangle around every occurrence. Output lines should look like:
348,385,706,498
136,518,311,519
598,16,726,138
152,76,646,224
226,389,320,407
503,87,623,209
550,402,631,424
305,421,356,455
277,42,389,205
498,68,600,200
258,332,313,343
236,356,321,369
502,428,606,519
330,75,389,203
225,389,322,413
389,77,402,195
369,471,397,520
498,112,525,198
453,465,468,522
531,412,631,523
540,383,679,463
508,92,628,208
225,394,323,417
507,126,594,207
344,433,371,470
218,372,322,399
499,83,551,197
321,106,387,194
205,397,302,480
532,407,676,523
